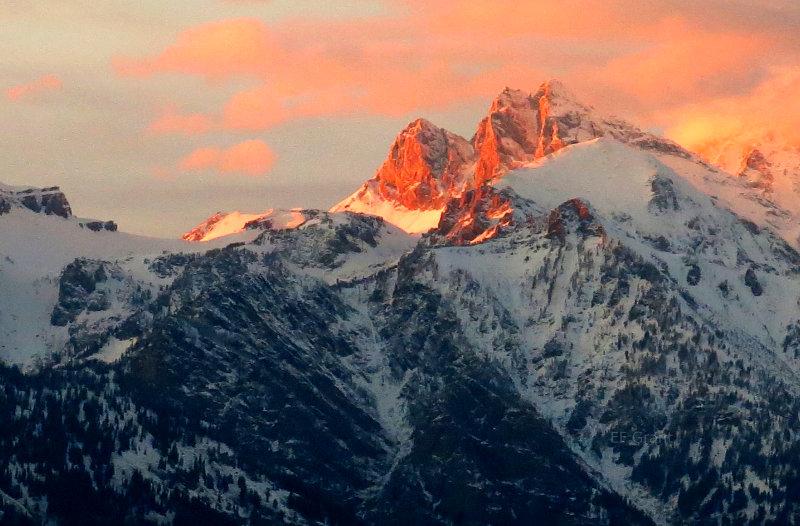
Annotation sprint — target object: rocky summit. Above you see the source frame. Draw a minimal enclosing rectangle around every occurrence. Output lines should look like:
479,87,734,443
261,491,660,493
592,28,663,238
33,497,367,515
4,82,800,525
323,81,693,236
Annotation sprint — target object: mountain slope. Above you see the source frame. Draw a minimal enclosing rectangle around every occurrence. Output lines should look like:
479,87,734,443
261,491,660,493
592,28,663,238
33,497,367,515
687,138,800,247
0,198,653,525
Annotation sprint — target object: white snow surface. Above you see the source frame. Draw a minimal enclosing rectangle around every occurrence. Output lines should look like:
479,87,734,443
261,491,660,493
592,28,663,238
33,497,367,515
89,337,136,364
330,180,444,234
500,138,666,223
249,211,418,285
653,145,800,249
497,138,800,354
1,199,419,368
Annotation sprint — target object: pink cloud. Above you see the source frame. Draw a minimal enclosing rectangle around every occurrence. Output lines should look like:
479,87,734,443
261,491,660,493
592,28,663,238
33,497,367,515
114,0,800,148
147,105,212,135
568,23,775,118
222,87,289,130
179,146,223,172
5,75,63,101
174,140,275,176
112,18,274,80
219,140,275,176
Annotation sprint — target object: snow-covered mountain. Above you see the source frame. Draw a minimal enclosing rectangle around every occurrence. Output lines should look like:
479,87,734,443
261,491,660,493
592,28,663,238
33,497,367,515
327,81,698,237
5,82,800,525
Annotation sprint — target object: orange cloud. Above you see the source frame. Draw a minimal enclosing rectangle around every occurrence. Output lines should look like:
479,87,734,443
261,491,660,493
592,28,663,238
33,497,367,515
175,140,275,176
147,105,211,135
115,0,800,145
665,67,800,169
5,75,63,101
112,18,274,80
587,27,771,108
222,87,289,130
179,146,222,172
219,140,275,175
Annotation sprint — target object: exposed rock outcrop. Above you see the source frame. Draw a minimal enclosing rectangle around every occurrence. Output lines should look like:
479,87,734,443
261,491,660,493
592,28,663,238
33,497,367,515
431,187,516,245
50,259,110,326
546,198,606,243
0,185,72,218
737,147,774,190
331,118,475,223
81,220,118,232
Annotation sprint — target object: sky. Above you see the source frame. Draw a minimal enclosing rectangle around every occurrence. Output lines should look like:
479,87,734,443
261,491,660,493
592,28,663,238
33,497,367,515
2,0,800,237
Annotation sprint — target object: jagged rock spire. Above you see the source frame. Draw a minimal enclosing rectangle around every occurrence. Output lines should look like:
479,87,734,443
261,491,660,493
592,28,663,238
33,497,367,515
472,80,599,185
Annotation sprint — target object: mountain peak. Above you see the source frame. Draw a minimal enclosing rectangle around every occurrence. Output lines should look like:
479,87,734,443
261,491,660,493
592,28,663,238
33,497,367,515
330,117,475,233
328,80,695,238
536,78,571,101
373,117,474,210
473,80,597,185
405,117,438,133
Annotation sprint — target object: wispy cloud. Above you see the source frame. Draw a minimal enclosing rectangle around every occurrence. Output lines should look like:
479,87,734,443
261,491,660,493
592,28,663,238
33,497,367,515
5,75,63,101
147,104,212,135
164,139,276,177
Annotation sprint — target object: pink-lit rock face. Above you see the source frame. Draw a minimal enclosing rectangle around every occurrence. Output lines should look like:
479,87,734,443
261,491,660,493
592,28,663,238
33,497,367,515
373,118,475,210
333,79,670,238
545,198,606,243
473,87,541,186
431,187,516,246
330,118,475,234
472,81,604,186
334,81,593,235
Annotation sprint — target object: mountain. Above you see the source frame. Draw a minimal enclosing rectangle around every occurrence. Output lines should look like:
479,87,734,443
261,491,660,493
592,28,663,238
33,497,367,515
182,208,310,242
5,83,800,525
327,81,695,237
737,147,774,189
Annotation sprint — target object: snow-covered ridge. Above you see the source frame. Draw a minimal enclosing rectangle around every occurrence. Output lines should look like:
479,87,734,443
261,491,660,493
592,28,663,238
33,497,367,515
182,208,309,242
0,194,232,367
179,80,697,241
0,187,418,367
